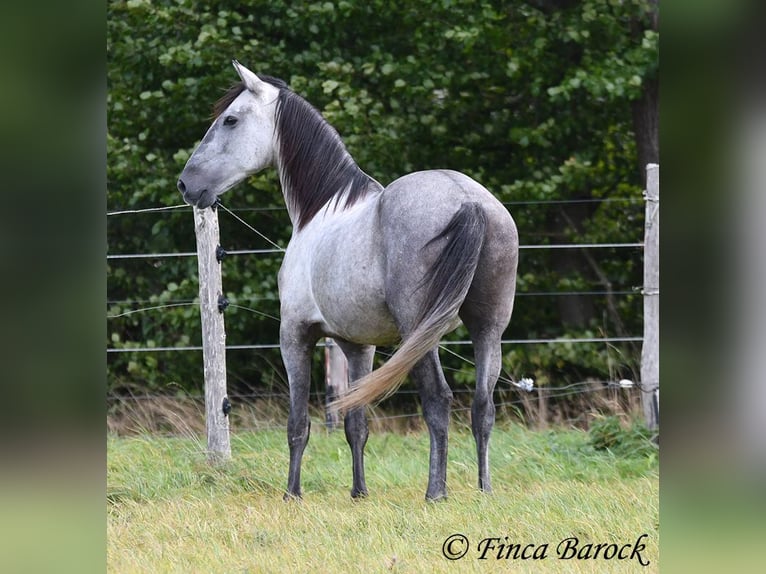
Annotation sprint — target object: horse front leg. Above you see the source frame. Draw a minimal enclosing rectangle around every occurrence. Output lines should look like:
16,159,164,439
281,326,315,500
336,341,375,499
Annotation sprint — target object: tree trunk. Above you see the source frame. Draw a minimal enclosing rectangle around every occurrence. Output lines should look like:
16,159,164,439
632,0,659,187
550,203,596,329
632,75,659,187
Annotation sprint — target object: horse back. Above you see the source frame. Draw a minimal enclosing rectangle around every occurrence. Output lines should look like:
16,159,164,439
380,169,516,255
379,169,518,329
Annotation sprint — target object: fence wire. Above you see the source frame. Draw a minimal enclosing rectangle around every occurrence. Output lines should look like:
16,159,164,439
107,377,646,437
107,195,649,434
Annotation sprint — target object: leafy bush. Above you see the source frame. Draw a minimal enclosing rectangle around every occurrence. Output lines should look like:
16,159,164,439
589,415,658,458
107,0,658,401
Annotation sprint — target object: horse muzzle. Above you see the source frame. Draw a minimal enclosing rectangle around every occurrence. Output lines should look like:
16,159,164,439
177,178,218,209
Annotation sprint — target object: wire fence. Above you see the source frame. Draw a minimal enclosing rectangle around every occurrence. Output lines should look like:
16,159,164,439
106,199,644,314
105,337,643,354
106,196,643,217
107,195,648,434
107,378,645,437
106,242,644,260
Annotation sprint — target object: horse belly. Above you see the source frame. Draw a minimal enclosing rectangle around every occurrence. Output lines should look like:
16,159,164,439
313,256,399,346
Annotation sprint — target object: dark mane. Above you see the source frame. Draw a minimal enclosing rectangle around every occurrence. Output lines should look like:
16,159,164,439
213,77,381,230
276,88,381,229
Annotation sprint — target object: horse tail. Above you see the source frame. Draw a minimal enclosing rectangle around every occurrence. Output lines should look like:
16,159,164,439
333,202,487,411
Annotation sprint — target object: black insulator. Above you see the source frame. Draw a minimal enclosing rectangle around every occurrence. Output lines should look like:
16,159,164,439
217,294,229,313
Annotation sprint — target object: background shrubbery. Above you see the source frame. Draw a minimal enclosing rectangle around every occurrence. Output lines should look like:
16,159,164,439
107,0,658,417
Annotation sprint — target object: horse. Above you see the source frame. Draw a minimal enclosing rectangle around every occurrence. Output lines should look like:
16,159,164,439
178,61,519,501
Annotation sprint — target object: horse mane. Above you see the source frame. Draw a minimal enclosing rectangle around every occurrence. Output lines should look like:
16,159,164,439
212,77,381,230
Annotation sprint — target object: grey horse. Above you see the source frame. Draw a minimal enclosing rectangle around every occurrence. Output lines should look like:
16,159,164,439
178,61,518,501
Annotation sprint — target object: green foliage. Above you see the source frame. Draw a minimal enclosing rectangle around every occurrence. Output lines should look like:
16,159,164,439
589,415,658,459
107,1,658,399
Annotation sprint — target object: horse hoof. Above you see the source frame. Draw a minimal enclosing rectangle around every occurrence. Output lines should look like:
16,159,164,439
425,492,448,502
283,491,302,502
350,488,368,500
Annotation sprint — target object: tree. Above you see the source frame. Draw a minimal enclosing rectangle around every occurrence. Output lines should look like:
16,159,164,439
107,0,658,402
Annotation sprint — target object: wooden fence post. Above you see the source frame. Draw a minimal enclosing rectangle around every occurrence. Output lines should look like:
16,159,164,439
194,206,231,462
641,164,659,429
324,338,348,429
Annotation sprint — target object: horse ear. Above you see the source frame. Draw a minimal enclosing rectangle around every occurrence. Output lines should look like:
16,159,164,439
232,60,267,94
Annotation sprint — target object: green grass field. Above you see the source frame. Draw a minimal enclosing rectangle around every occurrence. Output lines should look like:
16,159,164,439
107,420,658,573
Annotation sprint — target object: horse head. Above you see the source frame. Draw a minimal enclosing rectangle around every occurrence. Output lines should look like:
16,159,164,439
177,61,280,208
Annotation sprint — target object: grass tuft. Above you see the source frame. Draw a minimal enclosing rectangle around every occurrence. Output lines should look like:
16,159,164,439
588,415,659,458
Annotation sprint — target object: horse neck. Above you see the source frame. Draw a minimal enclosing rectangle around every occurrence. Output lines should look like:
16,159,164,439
274,135,383,231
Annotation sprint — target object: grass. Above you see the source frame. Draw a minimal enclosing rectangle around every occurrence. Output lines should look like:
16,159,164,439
107,420,658,573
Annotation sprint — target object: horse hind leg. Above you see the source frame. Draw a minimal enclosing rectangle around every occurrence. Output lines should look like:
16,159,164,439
410,347,453,501
335,340,375,499
461,270,515,493
461,213,517,492
467,330,503,492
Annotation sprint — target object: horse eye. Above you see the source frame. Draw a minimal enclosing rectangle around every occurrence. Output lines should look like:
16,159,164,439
223,115,238,126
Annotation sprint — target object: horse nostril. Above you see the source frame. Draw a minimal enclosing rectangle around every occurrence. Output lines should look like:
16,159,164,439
177,179,186,194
